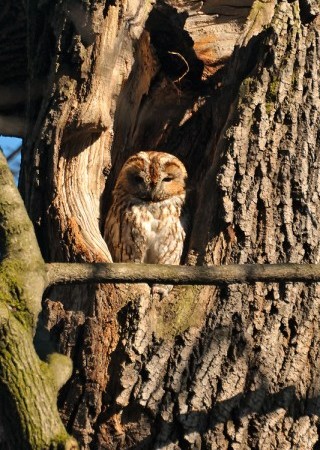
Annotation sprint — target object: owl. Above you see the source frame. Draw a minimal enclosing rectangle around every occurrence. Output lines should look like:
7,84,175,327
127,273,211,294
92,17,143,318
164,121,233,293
104,151,188,280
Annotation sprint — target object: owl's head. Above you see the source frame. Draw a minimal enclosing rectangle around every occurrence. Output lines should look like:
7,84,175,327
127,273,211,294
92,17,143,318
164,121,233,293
114,151,187,201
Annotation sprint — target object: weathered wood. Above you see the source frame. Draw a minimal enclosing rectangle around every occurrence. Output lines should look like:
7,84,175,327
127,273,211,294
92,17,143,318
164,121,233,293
20,0,320,449
22,1,159,446
46,262,320,286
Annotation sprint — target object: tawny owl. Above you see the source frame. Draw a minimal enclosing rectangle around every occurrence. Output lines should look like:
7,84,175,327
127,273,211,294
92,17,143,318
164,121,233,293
104,151,188,273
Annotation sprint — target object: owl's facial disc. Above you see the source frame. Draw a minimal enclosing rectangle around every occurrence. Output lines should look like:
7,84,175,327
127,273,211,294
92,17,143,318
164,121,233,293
126,170,150,199
120,152,187,202
132,174,144,184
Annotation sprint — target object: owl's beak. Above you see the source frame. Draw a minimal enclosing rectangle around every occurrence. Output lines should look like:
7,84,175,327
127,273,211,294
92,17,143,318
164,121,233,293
149,182,157,200
142,188,155,201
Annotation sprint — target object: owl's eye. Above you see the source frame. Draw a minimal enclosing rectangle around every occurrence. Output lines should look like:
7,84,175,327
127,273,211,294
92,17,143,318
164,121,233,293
162,176,174,182
134,175,144,183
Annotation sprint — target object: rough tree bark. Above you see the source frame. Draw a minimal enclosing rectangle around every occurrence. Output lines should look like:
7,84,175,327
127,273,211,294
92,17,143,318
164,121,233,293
0,152,76,449
4,0,319,448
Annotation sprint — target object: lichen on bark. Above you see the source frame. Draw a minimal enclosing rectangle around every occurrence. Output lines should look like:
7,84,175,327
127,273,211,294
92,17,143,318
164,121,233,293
0,151,76,449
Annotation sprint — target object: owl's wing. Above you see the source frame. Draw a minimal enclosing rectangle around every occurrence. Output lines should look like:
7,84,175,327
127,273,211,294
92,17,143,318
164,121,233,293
104,207,120,262
104,205,137,263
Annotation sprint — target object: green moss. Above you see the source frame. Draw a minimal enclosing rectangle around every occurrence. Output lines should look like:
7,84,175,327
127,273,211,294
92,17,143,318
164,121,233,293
267,78,280,100
0,260,23,299
0,307,75,449
265,77,280,115
244,0,275,43
265,103,273,114
155,285,204,339
53,434,78,450
0,260,36,328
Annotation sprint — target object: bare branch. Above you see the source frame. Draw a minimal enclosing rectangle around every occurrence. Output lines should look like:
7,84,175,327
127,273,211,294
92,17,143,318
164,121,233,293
7,145,22,163
45,262,320,287
168,51,190,83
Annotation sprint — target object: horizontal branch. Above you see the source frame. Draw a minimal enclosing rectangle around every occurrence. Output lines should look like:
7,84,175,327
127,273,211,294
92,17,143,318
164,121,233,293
45,262,320,287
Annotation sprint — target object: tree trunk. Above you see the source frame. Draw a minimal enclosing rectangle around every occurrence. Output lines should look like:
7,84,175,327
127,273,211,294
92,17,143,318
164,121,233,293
21,0,320,448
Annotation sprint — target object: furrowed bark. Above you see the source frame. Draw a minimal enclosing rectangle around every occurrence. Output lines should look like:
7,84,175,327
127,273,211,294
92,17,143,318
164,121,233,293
20,0,320,449
22,1,156,446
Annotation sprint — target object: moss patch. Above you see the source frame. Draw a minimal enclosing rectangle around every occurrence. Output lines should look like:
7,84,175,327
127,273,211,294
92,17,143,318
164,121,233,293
154,285,204,339
0,260,37,328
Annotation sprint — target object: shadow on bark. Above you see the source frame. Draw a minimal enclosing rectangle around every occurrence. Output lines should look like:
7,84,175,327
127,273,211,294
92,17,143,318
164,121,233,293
131,385,317,449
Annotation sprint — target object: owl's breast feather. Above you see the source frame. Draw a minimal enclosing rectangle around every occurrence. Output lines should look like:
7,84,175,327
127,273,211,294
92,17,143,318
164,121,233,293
129,196,186,264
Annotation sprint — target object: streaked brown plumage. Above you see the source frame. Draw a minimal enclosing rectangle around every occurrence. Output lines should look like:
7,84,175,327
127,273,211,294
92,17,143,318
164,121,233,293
104,151,188,276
